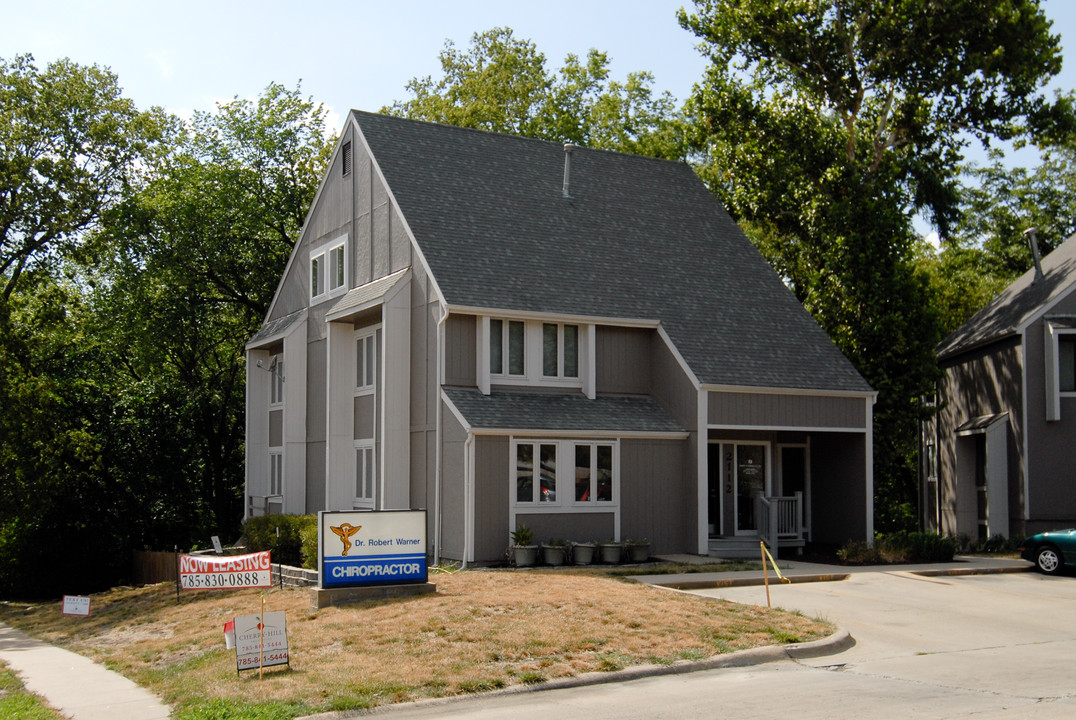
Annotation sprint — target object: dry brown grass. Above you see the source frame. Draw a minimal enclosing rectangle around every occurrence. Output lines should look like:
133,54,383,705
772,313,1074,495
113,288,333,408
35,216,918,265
0,568,831,717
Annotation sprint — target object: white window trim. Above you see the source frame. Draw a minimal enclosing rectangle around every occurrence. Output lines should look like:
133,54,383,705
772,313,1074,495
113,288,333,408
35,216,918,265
353,325,380,509
268,353,284,408
481,317,590,391
510,438,619,512
310,235,348,303
354,440,375,509
268,448,284,507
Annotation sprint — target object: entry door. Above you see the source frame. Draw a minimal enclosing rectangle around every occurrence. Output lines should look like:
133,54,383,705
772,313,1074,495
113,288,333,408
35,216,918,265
735,444,768,535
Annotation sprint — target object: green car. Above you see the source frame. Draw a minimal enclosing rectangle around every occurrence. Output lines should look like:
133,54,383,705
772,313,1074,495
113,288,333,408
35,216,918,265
1020,529,1076,575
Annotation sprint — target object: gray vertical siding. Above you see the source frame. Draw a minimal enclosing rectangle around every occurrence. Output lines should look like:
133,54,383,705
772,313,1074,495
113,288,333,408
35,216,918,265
596,326,651,394
439,406,469,560
708,391,866,429
473,435,510,562
444,314,477,387
1025,292,1076,528
650,335,697,431
937,338,1023,536
620,439,693,554
515,514,615,545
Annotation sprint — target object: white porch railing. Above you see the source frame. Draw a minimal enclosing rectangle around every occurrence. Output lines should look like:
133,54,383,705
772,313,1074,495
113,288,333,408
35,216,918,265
246,494,283,518
755,491,804,555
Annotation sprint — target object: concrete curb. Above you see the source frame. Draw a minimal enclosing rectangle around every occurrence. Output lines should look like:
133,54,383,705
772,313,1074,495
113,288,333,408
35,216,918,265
297,629,855,719
649,573,851,590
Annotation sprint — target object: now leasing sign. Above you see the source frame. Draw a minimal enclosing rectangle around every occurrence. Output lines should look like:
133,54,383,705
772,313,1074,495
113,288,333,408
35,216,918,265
178,551,272,590
319,510,427,589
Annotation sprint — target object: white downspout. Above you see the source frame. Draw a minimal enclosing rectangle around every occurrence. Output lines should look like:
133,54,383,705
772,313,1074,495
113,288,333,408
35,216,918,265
461,432,474,570
434,303,449,566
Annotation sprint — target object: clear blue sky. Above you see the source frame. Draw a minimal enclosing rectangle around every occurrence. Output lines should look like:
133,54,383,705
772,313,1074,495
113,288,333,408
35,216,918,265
3,1,1074,174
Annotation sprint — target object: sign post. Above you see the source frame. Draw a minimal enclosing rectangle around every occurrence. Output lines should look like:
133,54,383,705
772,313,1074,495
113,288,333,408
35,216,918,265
61,595,91,617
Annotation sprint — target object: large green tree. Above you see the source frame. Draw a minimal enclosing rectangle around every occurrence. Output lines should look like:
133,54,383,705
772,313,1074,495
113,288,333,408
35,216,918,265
89,83,333,548
680,0,1071,530
385,27,688,159
0,54,161,303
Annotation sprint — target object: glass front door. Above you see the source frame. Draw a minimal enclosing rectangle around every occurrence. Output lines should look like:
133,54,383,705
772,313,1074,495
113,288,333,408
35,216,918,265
735,444,767,534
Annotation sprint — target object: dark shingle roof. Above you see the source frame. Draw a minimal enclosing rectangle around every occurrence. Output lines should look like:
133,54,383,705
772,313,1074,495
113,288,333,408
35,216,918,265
443,387,685,434
354,111,871,393
937,233,1076,360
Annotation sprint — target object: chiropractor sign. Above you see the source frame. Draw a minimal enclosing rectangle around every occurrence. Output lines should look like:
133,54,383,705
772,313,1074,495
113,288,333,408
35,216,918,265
318,510,427,588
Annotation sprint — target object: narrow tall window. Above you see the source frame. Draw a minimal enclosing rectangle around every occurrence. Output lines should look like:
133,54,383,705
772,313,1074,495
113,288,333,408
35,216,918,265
542,323,579,379
310,237,347,301
491,319,526,376
355,444,375,505
1061,336,1076,392
269,451,283,496
269,354,284,406
311,253,324,298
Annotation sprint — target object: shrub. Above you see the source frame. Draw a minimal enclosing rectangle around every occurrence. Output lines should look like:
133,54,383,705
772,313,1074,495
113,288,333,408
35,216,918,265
243,514,317,567
839,531,957,565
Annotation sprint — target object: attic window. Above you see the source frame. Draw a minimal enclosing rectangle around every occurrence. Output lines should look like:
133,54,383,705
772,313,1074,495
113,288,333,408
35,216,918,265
342,141,352,177
310,236,347,302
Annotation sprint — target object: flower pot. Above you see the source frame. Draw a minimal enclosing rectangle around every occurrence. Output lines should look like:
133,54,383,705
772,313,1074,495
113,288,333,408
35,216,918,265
627,542,650,563
513,544,538,567
599,542,622,564
542,544,567,566
572,542,595,565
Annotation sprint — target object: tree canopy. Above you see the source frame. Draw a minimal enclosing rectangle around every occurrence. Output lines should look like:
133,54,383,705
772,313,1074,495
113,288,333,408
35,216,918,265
680,0,1072,529
385,27,689,159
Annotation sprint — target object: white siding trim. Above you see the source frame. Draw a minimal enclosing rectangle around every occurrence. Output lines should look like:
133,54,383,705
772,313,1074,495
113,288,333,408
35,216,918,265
707,423,869,434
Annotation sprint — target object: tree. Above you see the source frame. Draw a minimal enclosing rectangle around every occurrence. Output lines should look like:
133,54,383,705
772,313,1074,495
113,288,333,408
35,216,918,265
0,54,161,304
88,83,333,544
680,0,1071,530
385,27,689,159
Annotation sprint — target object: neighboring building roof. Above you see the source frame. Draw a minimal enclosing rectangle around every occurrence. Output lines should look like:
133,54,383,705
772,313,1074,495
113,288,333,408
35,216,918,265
937,232,1076,360
353,111,871,394
443,387,685,434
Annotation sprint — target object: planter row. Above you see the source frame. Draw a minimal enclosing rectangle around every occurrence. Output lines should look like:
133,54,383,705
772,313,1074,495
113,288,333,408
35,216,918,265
513,542,650,567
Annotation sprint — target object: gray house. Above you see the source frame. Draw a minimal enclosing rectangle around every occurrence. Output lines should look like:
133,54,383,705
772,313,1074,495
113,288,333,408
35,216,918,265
245,111,876,562
924,233,1076,541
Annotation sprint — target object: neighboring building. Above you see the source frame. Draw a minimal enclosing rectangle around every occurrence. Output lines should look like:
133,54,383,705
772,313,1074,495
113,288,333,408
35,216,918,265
245,111,876,562
924,233,1076,541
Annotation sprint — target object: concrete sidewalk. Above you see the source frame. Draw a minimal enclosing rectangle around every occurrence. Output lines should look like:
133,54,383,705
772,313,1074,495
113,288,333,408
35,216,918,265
0,621,170,720
636,553,1034,590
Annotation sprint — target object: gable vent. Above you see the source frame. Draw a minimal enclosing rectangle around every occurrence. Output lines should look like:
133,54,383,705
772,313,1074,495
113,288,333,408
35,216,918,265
342,141,353,177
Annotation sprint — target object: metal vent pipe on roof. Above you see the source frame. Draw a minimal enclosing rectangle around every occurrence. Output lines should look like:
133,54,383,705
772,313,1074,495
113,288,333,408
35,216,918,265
1024,227,1044,283
562,143,578,198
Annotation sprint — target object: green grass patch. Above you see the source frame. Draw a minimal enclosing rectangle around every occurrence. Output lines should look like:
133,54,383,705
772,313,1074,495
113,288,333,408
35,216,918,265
172,698,311,720
0,663,64,720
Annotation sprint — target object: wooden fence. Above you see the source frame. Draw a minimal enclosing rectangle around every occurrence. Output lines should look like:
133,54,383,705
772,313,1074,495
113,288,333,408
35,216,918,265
132,550,178,586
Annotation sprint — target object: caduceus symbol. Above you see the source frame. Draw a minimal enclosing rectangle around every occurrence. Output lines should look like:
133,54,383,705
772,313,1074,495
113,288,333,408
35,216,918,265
329,523,362,556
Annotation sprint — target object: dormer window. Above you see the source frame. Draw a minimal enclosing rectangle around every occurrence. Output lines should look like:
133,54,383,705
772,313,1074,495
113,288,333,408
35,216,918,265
490,319,525,377
480,316,591,394
543,323,579,379
311,236,347,302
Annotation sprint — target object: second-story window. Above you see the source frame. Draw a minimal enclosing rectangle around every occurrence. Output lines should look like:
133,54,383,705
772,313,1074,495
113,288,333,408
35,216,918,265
543,323,579,379
490,319,526,377
311,237,347,302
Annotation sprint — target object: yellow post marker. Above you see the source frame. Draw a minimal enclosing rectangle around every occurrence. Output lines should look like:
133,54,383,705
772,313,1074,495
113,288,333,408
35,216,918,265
760,542,771,607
